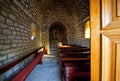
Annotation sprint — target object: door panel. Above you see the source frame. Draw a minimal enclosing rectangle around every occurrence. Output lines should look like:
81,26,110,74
117,0,120,16
116,44,120,81
101,35,115,81
90,0,120,81
101,0,120,81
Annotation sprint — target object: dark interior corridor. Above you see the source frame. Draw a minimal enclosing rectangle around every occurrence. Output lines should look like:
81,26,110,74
0,0,90,81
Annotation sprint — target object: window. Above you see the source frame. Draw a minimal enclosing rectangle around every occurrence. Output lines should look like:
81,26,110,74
31,23,36,40
85,20,90,38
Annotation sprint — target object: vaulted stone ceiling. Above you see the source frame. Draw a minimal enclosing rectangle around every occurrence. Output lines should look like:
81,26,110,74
14,0,89,22
14,0,77,15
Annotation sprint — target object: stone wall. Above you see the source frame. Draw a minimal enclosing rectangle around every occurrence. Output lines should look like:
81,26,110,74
40,0,90,49
0,0,41,81
13,0,77,54
73,0,90,47
11,0,90,50
0,0,90,80
41,5,76,53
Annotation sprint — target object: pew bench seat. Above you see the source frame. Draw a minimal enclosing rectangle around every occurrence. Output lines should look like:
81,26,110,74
60,57,90,81
57,45,90,81
12,48,47,81
59,52,90,59
58,48,90,53
60,57,90,62
64,63,90,81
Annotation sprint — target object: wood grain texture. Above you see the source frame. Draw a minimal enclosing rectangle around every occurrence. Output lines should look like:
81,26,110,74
101,35,115,81
117,0,120,16
101,0,120,81
91,0,120,81
61,58,90,61
101,0,112,27
116,44,120,81
90,0,101,81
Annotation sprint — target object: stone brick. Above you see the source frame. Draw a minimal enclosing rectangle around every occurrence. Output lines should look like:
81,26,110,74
14,22,18,27
10,49,15,53
12,40,18,43
11,43,17,47
9,14,16,21
16,27,20,31
18,40,22,43
8,53,17,58
13,55,19,60
4,40,11,44
0,44,10,50
4,58,13,65
10,5,18,13
8,34,16,39
0,23,8,29
0,15,5,22
1,49,10,54
16,31,21,35
0,40,4,44
0,28,1,33
1,9,8,17
3,29,11,35
6,19,13,26
19,25,24,29
9,26,15,30
16,36,21,40
0,55,7,61
0,34,5,39
17,43,22,47
12,31,17,35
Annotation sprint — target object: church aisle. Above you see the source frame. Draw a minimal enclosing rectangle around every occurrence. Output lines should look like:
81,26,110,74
25,55,61,81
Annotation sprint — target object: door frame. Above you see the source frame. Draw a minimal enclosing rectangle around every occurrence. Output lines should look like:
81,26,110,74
90,0,120,81
90,0,101,81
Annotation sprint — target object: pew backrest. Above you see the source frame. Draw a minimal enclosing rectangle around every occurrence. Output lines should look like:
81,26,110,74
11,47,47,81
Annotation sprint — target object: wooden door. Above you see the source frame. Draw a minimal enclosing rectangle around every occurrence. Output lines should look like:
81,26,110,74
90,0,120,81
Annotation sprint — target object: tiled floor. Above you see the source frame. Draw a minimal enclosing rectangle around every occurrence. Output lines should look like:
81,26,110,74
25,54,61,81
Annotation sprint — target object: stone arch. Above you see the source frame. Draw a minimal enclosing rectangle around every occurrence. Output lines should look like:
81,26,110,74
49,22,67,51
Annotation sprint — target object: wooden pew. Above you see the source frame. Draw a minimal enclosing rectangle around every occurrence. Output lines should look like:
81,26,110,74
57,45,90,81
65,63,90,81
11,47,47,81
61,57,90,81
59,52,90,68
58,48,90,53
58,45,89,53
0,47,43,75
58,45,82,49
58,48,90,66
59,52,89,58
60,58,90,81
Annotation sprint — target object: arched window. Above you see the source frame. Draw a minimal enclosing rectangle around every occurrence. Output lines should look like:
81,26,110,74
85,20,90,38
31,23,36,40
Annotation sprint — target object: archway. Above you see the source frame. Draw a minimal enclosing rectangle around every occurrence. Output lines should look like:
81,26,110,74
49,22,67,52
